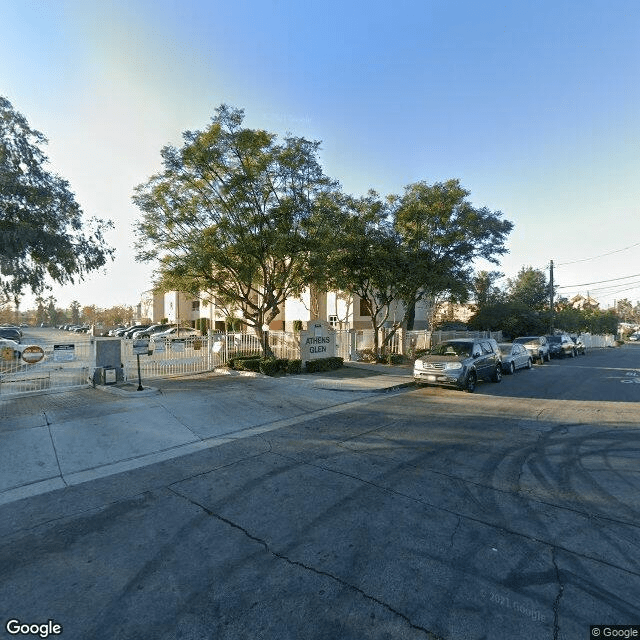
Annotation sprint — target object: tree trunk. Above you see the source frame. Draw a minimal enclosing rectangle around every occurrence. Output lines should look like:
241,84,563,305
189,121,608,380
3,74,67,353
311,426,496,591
406,300,416,331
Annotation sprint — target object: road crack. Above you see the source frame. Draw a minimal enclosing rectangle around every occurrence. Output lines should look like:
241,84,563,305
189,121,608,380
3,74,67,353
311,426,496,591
43,411,68,488
551,547,565,640
169,487,444,640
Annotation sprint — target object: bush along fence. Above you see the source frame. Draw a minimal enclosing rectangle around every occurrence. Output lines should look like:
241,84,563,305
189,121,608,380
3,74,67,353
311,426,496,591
226,354,342,377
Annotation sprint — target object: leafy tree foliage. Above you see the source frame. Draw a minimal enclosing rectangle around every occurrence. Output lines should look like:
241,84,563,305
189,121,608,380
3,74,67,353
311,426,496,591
324,191,405,354
472,270,504,309
133,105,339,353
327,181,513,351
392,180,513,330
506,266,551,310
0,96,114,301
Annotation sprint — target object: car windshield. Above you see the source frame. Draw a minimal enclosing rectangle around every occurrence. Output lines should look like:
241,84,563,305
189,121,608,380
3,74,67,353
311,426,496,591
430,342,472,357
498,345,513,355
547,336,561,343
514,337,535,344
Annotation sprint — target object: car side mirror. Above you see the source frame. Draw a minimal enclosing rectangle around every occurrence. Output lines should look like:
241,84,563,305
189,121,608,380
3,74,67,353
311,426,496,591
472,349,481,358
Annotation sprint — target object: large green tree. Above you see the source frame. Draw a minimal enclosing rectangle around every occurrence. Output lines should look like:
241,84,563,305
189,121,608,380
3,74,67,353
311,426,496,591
392,180,513,330
324,191,406,355
0,96,114,302
326,181,513,352
133,105,339,352
506,266,550,310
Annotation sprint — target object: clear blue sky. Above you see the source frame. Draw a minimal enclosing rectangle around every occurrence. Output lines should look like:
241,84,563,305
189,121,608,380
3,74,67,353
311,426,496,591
3,0,639,310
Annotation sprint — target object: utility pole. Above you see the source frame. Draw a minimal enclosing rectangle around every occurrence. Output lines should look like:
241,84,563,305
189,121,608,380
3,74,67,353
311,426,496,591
549,260,555,332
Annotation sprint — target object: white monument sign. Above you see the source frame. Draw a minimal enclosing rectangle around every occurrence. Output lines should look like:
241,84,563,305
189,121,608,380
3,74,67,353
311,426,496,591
299,320,336,365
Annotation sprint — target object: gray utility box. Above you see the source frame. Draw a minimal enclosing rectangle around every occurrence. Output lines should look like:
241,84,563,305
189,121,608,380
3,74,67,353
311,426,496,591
93,338,124,385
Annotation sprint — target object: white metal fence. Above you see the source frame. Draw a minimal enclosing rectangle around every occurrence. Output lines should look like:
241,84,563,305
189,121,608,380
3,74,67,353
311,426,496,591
0,340,94,397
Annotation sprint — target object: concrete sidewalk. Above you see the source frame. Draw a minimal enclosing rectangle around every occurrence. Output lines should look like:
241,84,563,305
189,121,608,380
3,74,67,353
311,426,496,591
0,363,414,506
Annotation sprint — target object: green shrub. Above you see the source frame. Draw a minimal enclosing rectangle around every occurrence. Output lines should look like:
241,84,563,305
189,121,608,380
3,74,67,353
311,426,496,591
292,320,303,332
234,358,261,372
386,353,405,365
358,349,378,363
226,353,261,369
305,356,344,373
286,359,302,374
259,358,280,376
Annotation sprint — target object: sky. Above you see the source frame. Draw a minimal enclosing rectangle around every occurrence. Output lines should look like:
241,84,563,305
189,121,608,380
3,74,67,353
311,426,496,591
2,0,640,312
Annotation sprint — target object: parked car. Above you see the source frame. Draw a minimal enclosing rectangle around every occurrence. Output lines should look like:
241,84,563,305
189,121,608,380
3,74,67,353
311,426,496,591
570,335,587,355
151,326,201,341
546,334,577,358
131,323,173,340
122,324,152,339
414,338,502,393
498,343,533,374
513,336,550,363
0,327,21,343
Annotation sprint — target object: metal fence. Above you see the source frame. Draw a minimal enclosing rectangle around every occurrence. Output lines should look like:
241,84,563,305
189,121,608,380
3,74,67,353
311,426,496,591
122,335,215,380
0,339,94,397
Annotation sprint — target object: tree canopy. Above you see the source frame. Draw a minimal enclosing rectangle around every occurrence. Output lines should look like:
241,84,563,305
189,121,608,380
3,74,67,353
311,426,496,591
133,105,340,348
324,180,513,350
0,96,114,302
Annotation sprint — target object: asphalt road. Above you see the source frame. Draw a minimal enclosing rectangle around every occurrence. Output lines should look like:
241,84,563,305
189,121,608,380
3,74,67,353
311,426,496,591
1,345,639,639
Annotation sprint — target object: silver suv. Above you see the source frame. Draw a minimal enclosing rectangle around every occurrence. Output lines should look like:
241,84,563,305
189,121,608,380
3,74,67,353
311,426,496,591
513,336,550,363
413,338,502,393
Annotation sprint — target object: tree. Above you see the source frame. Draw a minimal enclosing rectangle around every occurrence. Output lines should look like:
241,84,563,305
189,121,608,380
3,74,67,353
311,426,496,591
324,191,405,355
134,105,339,355
472,270,504,310
0,96,114,302
69,300,81,325
506,266,550,310
392,180,513,330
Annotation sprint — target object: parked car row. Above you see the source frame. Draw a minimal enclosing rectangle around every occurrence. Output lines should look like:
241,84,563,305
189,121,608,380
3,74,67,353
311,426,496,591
58,324,90,333
107,323,202,341
413,333,587,393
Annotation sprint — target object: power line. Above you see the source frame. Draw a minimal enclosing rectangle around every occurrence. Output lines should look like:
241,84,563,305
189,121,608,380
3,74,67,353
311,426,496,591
556,273,640,289
556,241,640,266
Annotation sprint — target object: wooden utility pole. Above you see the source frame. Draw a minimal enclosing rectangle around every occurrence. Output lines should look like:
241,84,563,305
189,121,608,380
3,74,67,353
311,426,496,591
549,260,555,332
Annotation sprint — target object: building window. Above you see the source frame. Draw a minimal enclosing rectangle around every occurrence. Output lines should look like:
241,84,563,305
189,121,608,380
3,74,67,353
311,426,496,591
359,298,372,316
328,315,338,327
192,300,200,311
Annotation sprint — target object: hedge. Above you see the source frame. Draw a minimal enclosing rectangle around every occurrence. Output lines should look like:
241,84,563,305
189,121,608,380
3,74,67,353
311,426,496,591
227,355,343,376
305,356,343,373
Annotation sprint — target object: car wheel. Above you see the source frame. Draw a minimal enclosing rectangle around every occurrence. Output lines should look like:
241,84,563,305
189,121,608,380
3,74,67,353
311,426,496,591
538,353,544,364
571,348,576,358
545,352,551,362
526,358,532,369
492,365,502,383
463,371,477,393
508,362,515,375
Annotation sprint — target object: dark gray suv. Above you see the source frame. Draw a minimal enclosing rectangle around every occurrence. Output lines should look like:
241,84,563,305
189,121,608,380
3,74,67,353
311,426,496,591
413,338,502,392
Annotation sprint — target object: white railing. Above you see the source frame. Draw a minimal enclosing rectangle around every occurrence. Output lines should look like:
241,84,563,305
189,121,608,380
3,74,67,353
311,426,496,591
122,335,214,380
0,339,94,397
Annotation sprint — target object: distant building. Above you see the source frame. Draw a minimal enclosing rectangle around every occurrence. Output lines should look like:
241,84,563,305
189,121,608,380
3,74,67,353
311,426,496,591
138,287,434,332
570,294,599,310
